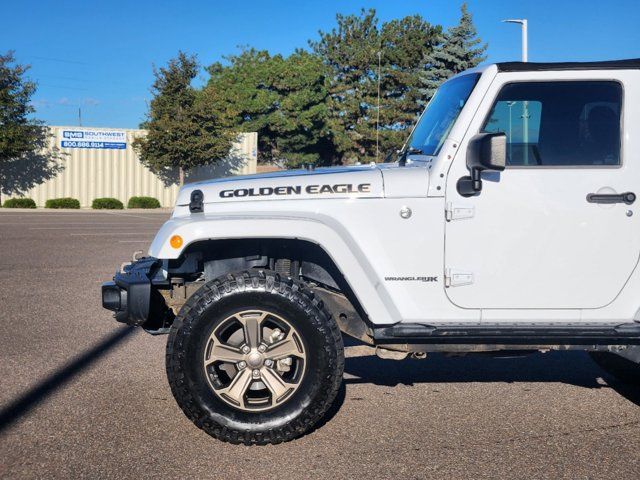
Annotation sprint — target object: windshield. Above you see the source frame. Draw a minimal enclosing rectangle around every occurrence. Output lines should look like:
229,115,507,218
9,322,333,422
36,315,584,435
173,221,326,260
406,73,480,156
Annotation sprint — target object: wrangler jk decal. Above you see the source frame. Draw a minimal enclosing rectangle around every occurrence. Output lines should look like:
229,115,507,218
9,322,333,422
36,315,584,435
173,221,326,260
219,183,372,198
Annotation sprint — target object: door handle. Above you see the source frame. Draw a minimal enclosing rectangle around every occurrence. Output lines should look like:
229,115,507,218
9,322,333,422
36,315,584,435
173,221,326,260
586,192,636,205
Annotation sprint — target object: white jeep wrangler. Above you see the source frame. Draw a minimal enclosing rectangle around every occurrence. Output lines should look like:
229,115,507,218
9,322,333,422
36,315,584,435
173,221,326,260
103,58,640,445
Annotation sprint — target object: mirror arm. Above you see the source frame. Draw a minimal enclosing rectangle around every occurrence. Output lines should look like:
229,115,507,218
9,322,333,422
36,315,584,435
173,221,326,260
456,168,483,198
471,167,482,191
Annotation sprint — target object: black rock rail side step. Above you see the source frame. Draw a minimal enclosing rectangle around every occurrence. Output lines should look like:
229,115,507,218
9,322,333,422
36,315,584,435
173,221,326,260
373,323,640,345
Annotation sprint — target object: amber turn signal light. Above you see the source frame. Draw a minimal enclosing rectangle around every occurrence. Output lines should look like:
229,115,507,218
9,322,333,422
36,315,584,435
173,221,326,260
170,235,183,249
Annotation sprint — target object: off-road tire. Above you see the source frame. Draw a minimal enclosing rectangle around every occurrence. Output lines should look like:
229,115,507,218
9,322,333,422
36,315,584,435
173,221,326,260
166,270,344,445
589,352,640,384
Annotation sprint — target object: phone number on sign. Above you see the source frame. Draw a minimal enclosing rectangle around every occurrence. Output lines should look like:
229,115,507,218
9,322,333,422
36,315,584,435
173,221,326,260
61,140,126,149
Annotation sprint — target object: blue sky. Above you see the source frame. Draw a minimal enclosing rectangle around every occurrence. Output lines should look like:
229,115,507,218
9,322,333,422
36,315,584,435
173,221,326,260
3,0,639,129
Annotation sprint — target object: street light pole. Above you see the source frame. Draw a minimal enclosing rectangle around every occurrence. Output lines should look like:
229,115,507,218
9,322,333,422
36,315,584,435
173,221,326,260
502,19,528,62
376,50,382,162
507,101,515,161
502,19,529,163
522,19,528,62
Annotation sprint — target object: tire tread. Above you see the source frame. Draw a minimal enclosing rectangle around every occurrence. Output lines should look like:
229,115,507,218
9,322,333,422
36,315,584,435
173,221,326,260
166,269,344,445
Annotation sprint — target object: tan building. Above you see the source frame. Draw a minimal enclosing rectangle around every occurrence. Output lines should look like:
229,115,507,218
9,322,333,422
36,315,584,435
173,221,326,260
7,126,257,207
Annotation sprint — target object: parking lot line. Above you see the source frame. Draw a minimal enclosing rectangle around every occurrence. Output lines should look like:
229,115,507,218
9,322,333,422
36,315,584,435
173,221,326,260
30,226,159,230
103,211,167,220
0,222,158,226
70,232,158,236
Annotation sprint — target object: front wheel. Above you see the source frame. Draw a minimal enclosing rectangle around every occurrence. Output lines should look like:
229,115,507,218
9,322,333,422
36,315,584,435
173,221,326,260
589,351,640,384
166,270,344,445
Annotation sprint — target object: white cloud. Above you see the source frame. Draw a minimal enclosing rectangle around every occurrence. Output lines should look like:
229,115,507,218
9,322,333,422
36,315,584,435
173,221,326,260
31,99,52,108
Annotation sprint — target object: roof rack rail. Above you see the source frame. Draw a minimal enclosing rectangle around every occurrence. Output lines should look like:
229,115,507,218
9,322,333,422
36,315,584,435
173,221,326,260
497,58,640,72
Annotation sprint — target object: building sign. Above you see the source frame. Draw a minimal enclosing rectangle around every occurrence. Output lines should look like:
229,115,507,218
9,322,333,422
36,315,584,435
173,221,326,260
60,129,127,149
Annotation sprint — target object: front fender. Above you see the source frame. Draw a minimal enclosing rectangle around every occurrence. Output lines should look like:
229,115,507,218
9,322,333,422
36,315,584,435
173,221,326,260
148,212,400,325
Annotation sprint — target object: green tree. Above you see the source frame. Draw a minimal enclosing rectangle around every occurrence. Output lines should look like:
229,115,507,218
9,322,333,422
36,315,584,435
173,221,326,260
134,51,236,185
420,3,487,102
311,10,440,163
311,9,379,164
0,51,62,202
378,15,441,156
205,49,332,168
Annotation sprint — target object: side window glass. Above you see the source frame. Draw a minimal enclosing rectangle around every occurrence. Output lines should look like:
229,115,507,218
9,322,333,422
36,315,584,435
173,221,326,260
482,81,622,166
484,101,542,166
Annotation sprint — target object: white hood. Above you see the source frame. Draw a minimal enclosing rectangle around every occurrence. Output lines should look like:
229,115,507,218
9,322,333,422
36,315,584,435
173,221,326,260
175,162,430,206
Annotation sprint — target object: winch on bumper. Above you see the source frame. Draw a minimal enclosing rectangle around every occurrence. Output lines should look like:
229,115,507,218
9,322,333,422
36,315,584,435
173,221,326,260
101,257,170,328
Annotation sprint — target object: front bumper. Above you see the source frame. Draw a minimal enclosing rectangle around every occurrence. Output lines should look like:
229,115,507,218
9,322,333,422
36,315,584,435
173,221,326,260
101,257,162,326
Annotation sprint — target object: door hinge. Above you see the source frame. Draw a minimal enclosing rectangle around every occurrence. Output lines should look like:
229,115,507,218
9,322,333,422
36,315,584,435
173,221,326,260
445,202,474,222
444,268,474,288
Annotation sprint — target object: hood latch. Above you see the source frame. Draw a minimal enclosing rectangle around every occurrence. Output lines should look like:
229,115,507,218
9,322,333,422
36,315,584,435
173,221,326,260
189,189,204,213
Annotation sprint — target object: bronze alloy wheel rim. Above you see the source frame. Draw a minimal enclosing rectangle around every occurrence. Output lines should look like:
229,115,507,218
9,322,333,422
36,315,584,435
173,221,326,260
203,310,307,412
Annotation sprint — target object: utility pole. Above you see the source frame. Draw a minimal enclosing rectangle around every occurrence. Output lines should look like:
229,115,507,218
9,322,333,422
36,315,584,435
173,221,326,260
503,19,529,163
376,51,382,162
78,107,82,126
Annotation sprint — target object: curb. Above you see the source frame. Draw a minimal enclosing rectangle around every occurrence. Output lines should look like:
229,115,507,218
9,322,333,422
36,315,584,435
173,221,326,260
0,208,173,213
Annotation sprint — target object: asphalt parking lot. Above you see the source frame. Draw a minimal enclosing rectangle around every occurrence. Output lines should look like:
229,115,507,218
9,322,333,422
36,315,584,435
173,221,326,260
1,209,640,479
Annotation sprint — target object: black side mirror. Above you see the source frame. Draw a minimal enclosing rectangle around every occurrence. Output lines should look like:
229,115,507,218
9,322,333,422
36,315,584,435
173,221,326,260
457,132,506,197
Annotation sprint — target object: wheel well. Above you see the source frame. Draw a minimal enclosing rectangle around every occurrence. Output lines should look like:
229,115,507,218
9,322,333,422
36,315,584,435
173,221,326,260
169,238,371,335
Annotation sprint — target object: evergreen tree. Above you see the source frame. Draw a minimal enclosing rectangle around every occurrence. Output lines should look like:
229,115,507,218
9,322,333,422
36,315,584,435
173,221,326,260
378,15,441,155
310,9,380,164
204,49,332,168
134,52,236,185
312,10,440,163
0,51,63,202
134,7,486,170
272,51,333,167
420,3,487,102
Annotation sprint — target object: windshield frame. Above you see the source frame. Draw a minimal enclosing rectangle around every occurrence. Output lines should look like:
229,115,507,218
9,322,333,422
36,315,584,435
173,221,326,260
404,73,481,158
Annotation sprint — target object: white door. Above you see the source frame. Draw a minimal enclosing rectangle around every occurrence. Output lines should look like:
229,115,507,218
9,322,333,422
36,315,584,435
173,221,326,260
444,77,640,310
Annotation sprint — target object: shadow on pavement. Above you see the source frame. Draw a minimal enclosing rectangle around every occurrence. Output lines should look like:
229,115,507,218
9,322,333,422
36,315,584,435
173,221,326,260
2,329,638,436
343,348,640,407
0,326,136,434
314,382,346,432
